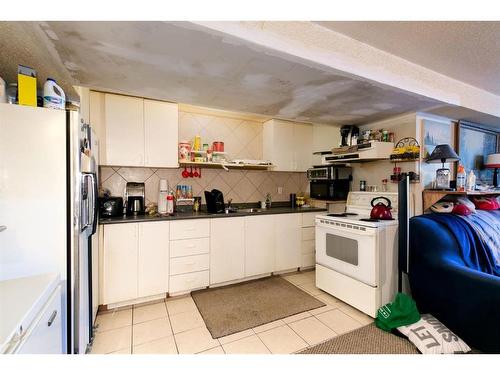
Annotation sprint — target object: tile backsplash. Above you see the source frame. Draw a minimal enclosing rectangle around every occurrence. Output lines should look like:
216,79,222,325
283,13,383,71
100,167,309,205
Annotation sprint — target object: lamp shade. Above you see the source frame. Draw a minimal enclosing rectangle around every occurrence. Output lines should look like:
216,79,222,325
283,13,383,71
426,144,460,163
485,153,500,168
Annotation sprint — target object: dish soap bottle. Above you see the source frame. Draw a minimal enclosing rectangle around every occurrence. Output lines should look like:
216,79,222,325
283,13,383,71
456,165,466,192
466,170,476,192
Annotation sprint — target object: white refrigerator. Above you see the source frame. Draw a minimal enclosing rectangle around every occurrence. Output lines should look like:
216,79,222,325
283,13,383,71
0,103,99,354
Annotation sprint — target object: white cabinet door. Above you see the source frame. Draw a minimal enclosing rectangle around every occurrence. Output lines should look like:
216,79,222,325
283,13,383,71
275,214,301,272
263,119,313,171
138,222,169,298
294,122,313,171
244,215,275,277
103,223,138,304
144,100,178,167
210,217,245,284
263,119,294,171
104,94,144,166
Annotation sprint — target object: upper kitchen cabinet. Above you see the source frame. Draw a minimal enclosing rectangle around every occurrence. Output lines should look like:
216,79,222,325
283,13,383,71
105,94,145,167
263,119,313,171
90,92,179,167
144,99,178,167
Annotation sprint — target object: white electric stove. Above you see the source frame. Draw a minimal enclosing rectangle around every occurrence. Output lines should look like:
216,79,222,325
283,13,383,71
315,191,399,318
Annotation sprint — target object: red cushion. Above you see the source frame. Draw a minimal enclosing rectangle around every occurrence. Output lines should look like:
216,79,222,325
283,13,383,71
452,204,473,216
471,197,500,210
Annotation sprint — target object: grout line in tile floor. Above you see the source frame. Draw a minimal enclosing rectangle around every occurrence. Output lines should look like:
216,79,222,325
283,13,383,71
164,300,180,355
254,332,272,354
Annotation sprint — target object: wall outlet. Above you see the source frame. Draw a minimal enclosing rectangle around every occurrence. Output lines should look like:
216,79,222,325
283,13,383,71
277,186,283,194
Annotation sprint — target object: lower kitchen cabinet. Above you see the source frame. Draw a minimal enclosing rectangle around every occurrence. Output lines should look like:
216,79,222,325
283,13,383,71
101,211,324,304
138,221,169,297
210,217,245,284
103,222,169,305
275,213,301,272
103,223,138,304
244,215,275,277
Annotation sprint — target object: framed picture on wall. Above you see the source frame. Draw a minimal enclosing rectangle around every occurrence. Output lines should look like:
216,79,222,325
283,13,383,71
420,118,456,188
458,121,500,185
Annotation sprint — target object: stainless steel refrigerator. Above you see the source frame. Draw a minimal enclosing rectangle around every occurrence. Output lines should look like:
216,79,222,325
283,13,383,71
0,103,99,354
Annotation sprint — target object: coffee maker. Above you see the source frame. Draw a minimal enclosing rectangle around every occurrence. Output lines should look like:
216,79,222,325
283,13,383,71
340,125,359,146
204,189,225,214
125,182,145,215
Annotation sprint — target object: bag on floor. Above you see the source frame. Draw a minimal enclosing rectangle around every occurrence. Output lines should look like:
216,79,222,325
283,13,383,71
397,314,471,354
375,293,420,332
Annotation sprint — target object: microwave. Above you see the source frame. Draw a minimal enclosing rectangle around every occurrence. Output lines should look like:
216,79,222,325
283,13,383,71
308,166,352,200
310,180,350,200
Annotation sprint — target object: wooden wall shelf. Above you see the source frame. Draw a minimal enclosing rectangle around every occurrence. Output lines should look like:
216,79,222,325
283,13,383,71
423,190,500,211
179,161,274,171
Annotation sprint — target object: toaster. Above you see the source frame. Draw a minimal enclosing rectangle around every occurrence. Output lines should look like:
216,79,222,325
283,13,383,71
99,197,124,217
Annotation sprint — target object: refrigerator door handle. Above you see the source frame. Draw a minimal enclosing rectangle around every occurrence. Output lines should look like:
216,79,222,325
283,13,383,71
89,173,98,235
81,174,92,232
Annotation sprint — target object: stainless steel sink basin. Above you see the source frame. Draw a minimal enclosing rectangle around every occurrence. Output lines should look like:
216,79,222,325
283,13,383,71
241,208,262,213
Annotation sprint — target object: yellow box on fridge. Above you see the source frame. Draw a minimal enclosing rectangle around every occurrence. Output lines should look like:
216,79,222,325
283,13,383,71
17,65,37,107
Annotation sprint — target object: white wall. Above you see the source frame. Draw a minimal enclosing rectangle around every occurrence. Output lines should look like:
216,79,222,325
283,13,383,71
351,113,418,192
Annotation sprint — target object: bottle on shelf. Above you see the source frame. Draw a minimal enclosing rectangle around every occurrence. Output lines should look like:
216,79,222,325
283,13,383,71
456,165,466,192
466,170,476,192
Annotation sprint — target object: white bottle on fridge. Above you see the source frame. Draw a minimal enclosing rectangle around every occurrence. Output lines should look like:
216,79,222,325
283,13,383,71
158,179,168,214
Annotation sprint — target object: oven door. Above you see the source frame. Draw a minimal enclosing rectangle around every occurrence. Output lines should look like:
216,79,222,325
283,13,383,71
315,219,378,286
310,181,334,200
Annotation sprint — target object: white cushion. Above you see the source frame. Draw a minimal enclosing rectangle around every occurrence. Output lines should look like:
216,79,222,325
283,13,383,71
398,314,471,354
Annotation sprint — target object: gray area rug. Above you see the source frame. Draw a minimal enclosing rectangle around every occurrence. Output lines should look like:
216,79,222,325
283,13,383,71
191,276,325,339
298,323,419,354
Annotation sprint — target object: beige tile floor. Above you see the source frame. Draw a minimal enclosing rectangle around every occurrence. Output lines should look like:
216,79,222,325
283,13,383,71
90,269,373,354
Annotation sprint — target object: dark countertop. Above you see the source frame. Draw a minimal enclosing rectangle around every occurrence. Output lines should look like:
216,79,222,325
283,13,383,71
99,205,327,225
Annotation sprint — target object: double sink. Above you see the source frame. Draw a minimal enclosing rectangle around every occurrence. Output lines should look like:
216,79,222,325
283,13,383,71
221,207,262,214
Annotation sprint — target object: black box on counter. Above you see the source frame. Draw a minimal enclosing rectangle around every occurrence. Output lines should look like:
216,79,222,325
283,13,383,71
175,198,194,213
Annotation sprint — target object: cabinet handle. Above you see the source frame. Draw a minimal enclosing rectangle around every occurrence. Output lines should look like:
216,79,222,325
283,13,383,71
47,310,58,327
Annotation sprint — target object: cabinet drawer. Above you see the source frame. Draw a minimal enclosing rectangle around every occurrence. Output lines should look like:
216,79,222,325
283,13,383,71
16,286,62,354
301,239,315,254
169,270,209,294
301,227,315,241
170,238,209,258
170,254,209,275
170,219,209,240
302,212,320,227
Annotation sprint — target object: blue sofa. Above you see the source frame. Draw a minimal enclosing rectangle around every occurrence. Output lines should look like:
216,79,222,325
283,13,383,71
409,215,500,353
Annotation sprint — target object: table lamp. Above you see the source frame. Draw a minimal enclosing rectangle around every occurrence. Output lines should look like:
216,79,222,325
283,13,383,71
485,153,500,188
426,144,460,189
